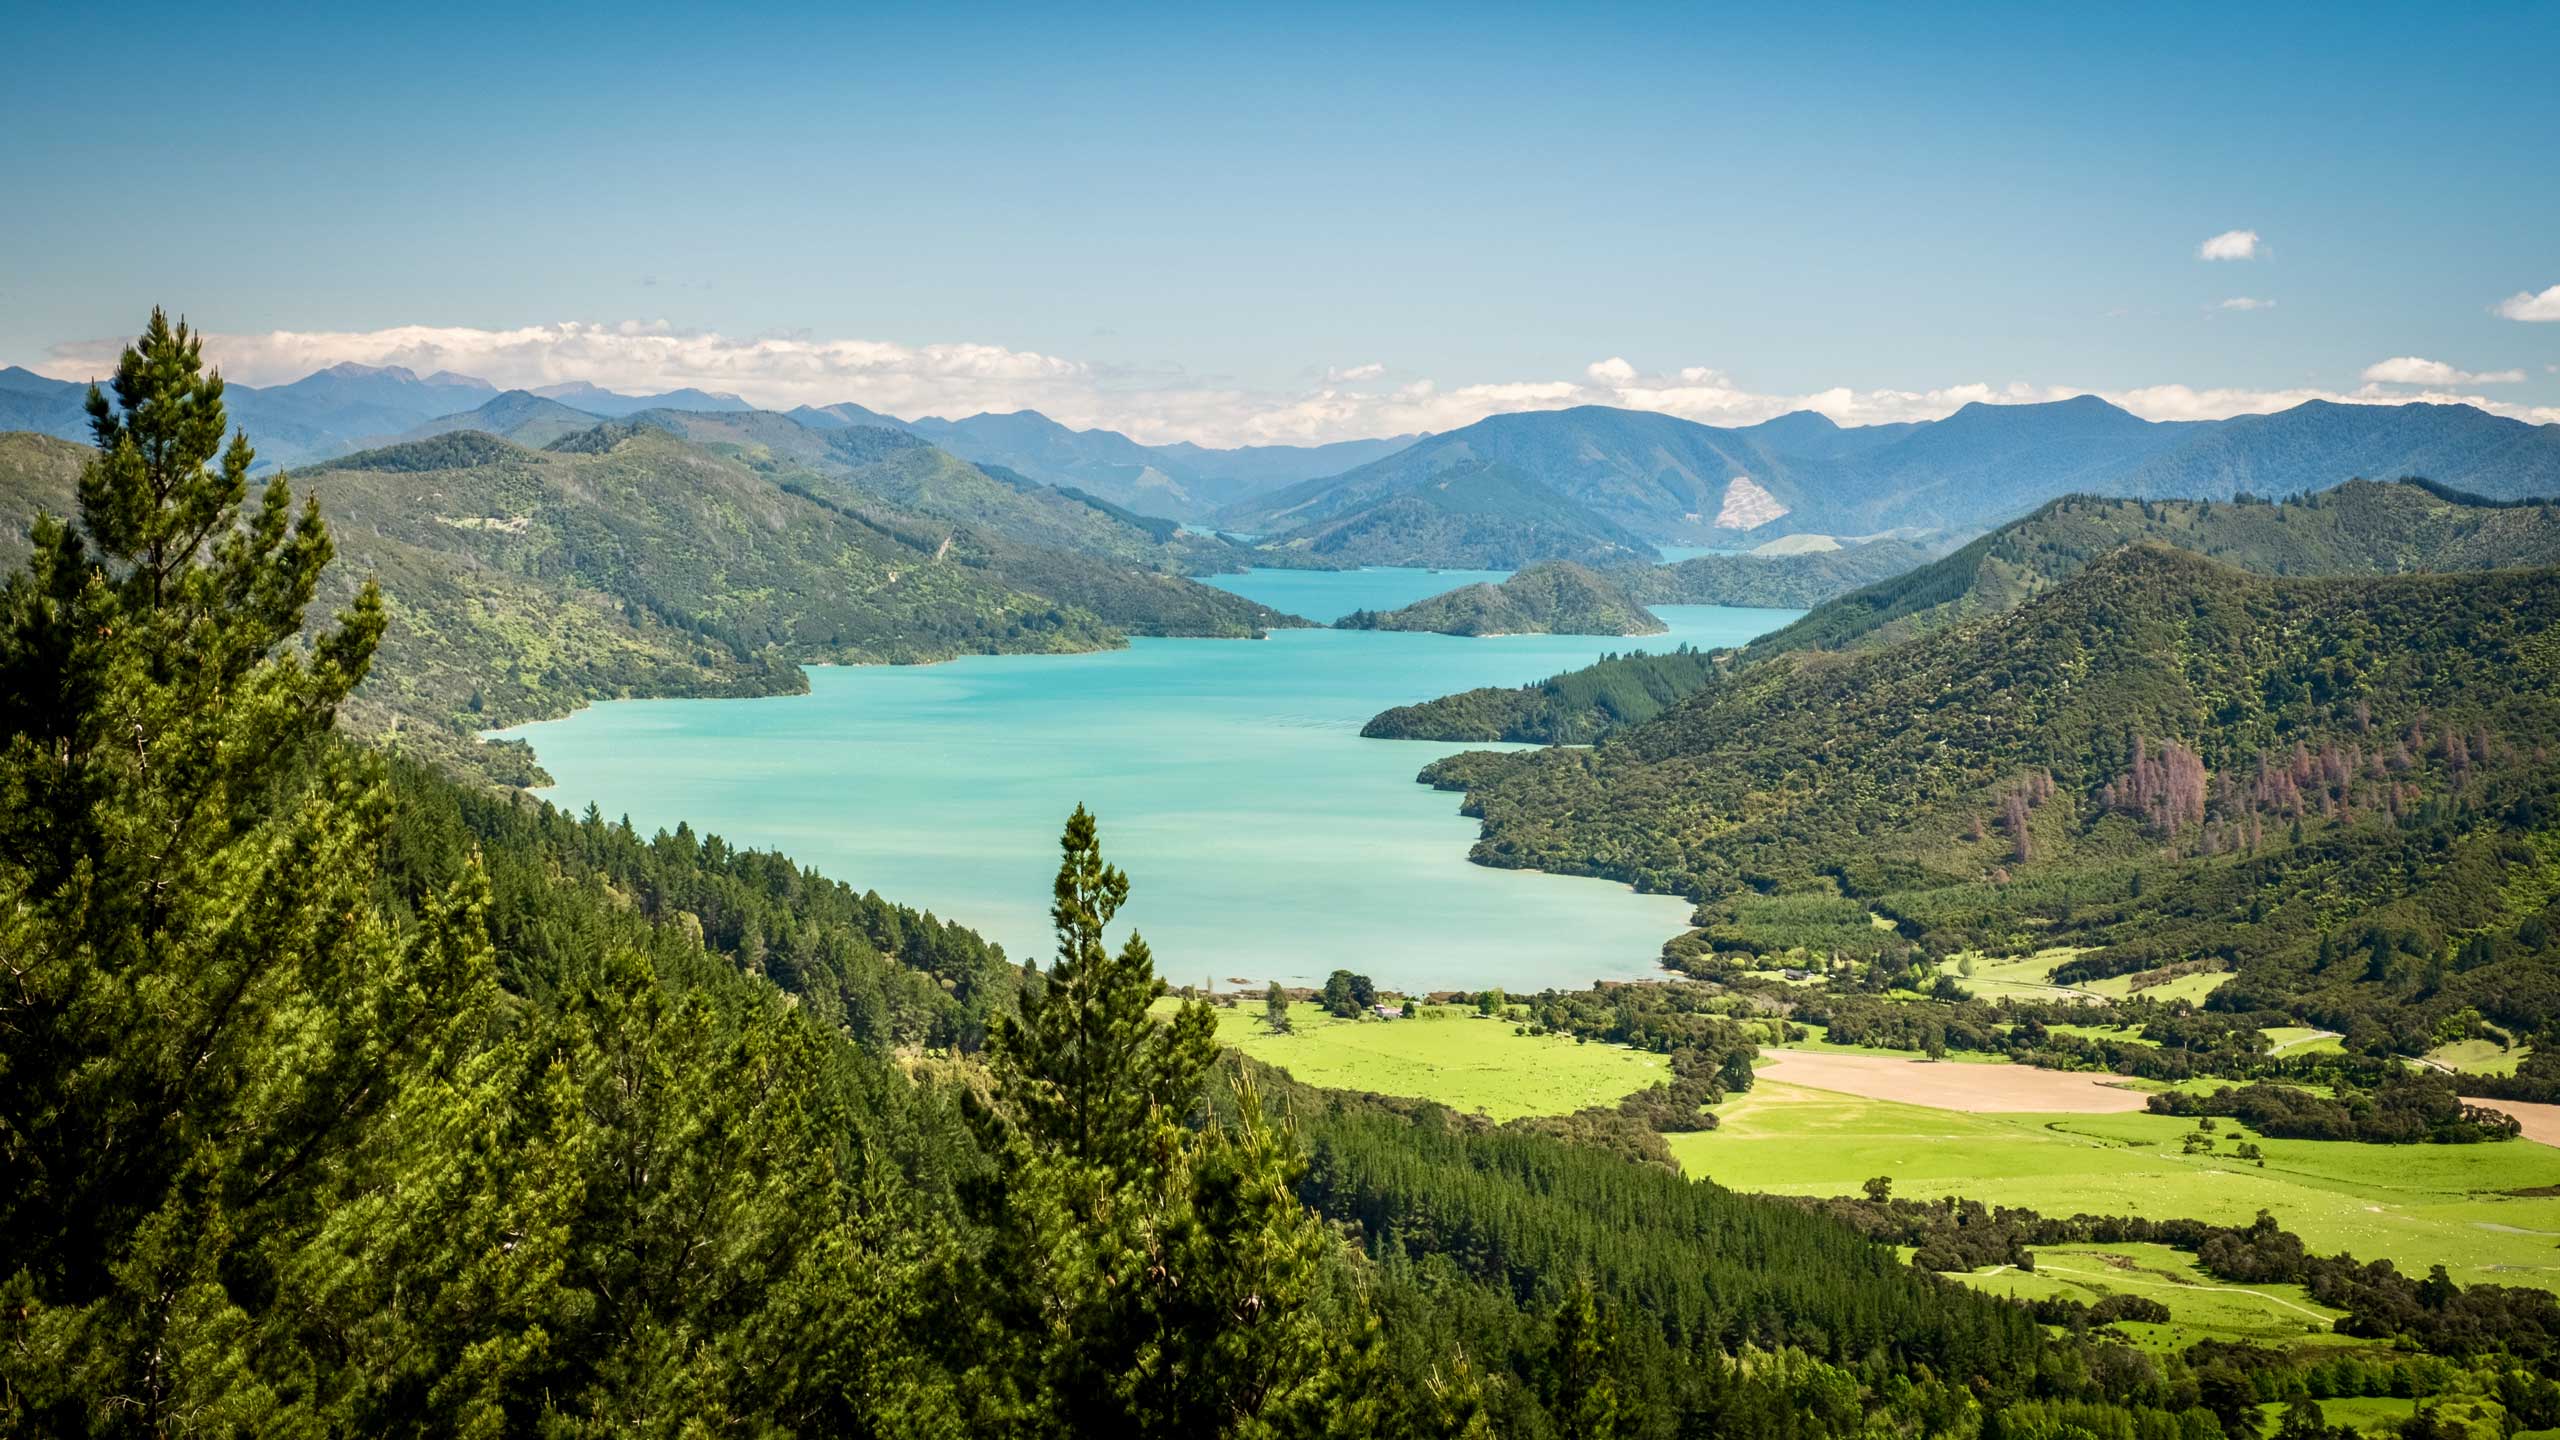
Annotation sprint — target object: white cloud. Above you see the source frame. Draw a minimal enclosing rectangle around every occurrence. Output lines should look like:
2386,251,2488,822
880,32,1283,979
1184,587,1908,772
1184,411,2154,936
2361,356,2524,386
2217,297,2275,311
2107,381,2558,426
34,320,2560,447
2198,229,2263,261
42,321,1091,419
2495,284,2560,321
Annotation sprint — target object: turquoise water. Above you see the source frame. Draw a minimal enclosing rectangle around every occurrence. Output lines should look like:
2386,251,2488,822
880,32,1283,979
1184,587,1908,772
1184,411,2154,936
1204,565,1511,623
499,572,1796,993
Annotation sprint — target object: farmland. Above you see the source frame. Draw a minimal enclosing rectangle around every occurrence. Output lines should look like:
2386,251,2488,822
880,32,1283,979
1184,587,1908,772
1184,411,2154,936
1192,999,1668,1121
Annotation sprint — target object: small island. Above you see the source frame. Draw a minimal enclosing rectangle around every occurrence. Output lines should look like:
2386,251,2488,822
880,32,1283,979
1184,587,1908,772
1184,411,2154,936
1334,560,1667,636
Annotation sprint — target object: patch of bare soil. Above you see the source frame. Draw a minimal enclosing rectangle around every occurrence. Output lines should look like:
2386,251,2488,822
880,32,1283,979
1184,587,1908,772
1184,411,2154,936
2476,1099,2560,1147
1756,1050,2155,1114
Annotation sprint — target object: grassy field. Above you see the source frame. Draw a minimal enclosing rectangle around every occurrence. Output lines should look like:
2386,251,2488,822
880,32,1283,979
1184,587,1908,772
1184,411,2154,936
2045,1021,2160,1047
2085,968,2230,1004
1958,1241,2354,1352
2426,1038,2528,1075
1942,949,2104,1003
1673,1080,2560,1291
2268,1397,2415,1436
1175,986,2560,1341
1187,999,1667,1120
2265,1025,2347,1056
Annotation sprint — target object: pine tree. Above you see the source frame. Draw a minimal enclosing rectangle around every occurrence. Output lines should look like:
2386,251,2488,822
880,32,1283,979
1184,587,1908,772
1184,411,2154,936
1265,979,1294,1033
962,806,1369,1437
1538,1275,1625,1440
0,309,489,1433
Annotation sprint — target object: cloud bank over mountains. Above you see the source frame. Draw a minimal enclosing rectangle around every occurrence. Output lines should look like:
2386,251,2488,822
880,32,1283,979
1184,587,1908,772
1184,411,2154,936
34,321,2560,447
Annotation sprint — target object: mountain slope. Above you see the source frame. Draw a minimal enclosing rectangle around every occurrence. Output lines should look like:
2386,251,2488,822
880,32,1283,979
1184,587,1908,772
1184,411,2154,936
1229,398,2560,558
529,379,754,415
0,362,509,467
616,408,1256,576
1370,481,2560,744
394,390,608,448
1337,561,1666,636
1625,538,1935,607
905,409,1416,520
1246,458,1658,569
1745,480,2560,662
1419,547,2560,1039
1,423,1293,779
2124,400,2560,502
1226,405,1803,541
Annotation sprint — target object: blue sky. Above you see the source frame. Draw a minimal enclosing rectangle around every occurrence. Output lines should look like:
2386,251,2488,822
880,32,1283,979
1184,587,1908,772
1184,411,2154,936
4,1,2554,443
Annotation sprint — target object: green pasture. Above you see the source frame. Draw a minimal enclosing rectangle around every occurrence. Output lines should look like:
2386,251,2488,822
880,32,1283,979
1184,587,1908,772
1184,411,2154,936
1957,1241,2352,1351
1675,1080,2560,1291
1189,999,1666,1121
1943,949,2105,1003
2426,1039,2528,1076
2085,968,2230,1004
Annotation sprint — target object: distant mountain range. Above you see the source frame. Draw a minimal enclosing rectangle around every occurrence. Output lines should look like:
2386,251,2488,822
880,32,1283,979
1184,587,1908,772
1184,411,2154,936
7,355,2558,568
0,362,1413,523
898,410,1416,521
1220,395,2560,564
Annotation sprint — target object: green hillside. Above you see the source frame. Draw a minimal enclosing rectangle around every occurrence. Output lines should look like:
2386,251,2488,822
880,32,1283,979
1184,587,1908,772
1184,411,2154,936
1246,458,1658,569
1419,546,2560,1045
1368,481,2560,745
621,408,1254,575
1363,646,1725,743
1336,560,1666,636
1627,537,1933,606
1748,481,2560,662
3,423,1293,780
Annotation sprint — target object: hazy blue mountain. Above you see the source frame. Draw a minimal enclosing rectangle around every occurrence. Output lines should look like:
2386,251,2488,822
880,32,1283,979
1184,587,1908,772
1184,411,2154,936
1247,458,1658,569
0,368,89,443
529,379,756,416
2118,400,2560,503
1805,395,2202,532
252,361,494,422
1226,405,1803,541
395,390,610,448
788,400,910,431
1735,408,1918,458
1231,397,2560,561
904,409,1417,520
0,360,509,467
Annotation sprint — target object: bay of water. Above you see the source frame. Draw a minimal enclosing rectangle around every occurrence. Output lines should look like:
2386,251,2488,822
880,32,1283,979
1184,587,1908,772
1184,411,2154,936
499,570,1796,993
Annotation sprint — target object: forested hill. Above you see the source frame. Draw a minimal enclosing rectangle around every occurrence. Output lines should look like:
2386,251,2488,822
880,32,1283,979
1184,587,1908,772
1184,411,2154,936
1365,480,2560,744
0,421,1292,782
1419,546,2560,1043
1336,561,1666,636
611,408,1253,575
1340,541,1937,644
1625,537,1933,607
1241,458,1661,569
1746,480,2560,662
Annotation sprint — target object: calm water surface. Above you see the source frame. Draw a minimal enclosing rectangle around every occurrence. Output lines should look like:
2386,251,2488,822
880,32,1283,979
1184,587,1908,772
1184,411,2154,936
500,569,1796,992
